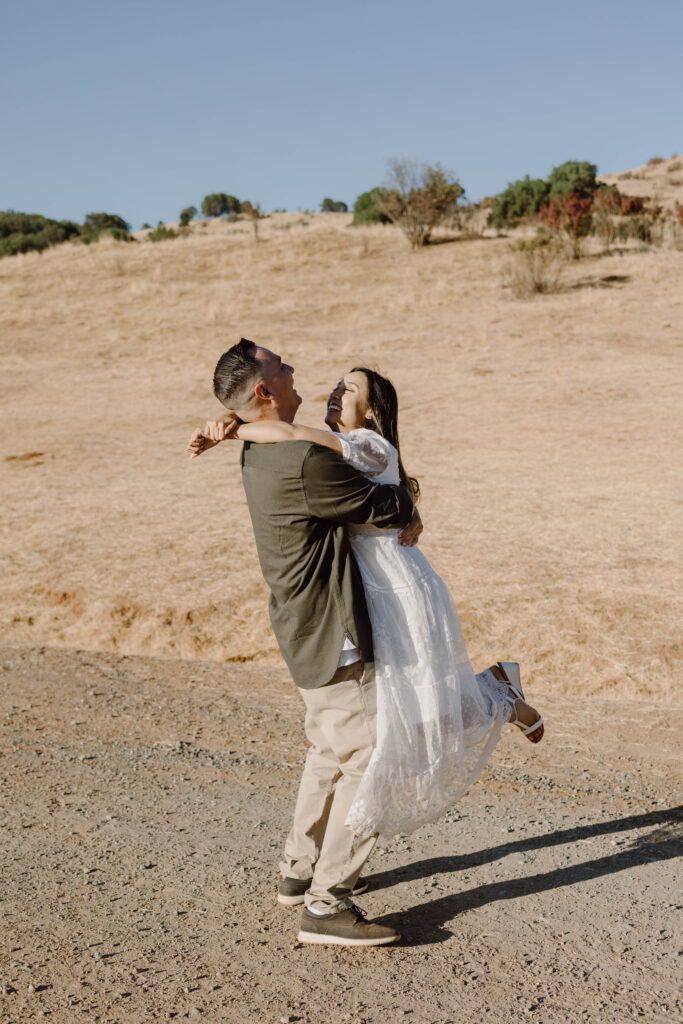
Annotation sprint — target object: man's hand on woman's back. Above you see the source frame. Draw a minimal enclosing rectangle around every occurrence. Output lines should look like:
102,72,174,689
398,508,423,547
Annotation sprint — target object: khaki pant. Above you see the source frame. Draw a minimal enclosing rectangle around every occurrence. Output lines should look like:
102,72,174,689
279,660,378,912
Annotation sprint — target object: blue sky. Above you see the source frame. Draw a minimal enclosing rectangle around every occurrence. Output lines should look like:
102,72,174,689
3,0,682,228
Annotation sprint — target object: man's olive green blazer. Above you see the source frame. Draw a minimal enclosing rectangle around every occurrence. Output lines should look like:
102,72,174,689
240,439,413,688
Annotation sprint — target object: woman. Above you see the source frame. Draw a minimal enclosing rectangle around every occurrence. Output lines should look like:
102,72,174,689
188,367,543,839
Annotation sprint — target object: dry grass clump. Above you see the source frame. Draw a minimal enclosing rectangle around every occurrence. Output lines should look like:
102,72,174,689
501,238,568,298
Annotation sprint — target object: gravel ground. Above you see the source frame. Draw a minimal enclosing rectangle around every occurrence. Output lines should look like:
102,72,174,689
1,644,681,1024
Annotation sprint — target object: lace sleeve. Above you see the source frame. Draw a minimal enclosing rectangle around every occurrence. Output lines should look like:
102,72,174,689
337,428,394,477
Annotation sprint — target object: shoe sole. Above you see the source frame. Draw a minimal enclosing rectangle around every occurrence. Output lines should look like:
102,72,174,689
278,893,307,906
278,880,368,907
297,929,400,946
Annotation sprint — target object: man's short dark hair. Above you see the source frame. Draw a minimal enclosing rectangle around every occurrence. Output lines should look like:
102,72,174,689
213,338,260,408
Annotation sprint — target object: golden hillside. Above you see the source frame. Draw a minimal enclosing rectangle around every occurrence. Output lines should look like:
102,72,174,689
599,152,683,209
1,208,681,701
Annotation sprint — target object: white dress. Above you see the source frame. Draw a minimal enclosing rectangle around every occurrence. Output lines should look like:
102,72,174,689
337,428,509,839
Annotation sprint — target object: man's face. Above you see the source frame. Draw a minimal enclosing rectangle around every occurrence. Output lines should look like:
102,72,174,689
252,346,302,420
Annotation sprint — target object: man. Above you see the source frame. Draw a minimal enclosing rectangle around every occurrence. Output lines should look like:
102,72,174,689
191,339,415,946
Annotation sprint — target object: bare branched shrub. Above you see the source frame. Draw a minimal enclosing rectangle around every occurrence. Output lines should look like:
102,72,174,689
592,188,621,251
656,218,683,250
377,159,464,249
242,201,262,241
655,203,683,250
502,237,568,299
450,200,490,237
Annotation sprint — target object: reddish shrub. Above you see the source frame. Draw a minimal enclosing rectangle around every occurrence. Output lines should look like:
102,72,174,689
538,192,594,257
620,195,647,215
594,187,622,214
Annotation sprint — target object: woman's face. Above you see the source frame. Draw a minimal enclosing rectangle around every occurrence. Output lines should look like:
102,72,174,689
325,370,371,432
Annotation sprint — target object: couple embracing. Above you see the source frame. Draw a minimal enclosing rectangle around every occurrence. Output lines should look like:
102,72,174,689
188,338,543,947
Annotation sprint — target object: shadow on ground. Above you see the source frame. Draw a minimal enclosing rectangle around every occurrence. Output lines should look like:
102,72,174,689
425,234,499,246
568,273,631,291
368,805,683,945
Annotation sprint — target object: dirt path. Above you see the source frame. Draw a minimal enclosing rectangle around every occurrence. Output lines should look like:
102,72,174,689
1,644,681,1024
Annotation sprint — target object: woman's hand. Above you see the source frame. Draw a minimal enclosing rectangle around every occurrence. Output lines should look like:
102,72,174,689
204,412,241,441
397,507,423,547
187,427,216,458
186,411,241,458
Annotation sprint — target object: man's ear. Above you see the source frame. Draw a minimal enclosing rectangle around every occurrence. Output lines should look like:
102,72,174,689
253,380,271,401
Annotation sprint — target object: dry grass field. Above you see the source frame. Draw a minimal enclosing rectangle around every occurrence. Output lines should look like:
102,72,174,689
1,195,681,703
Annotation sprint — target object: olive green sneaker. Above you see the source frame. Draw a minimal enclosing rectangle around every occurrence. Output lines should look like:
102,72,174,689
297,903,400,947
277,875,368,907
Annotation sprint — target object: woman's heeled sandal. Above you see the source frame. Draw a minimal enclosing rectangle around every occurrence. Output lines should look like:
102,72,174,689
505,692,544,743
497,661,524,700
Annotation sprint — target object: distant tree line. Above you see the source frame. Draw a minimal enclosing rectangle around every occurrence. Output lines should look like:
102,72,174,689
486,159,674,258
4,160,679,260
0,210,133,259
0,212,80,258
487,161,600,229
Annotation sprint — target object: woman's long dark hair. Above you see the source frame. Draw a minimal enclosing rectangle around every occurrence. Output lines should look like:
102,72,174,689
350,366,420,503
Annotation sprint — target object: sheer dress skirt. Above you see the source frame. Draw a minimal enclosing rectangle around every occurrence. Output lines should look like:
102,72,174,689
345,528,509,839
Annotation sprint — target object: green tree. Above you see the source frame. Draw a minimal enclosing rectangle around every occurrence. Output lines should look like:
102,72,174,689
0,211,81,259
352,188,391,226
79,212,132,244
83,212,130,234
487,176,550,229
548,161,597,200
179,205,197,227
201,193,241,217
320,198,348,213
377,159,465,249
0,211,78,239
